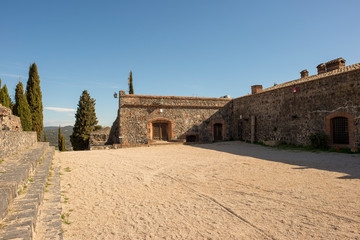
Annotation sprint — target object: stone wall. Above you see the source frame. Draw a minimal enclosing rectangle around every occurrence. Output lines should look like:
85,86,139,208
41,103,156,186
103,58,360,150
232,64,360,149
89,127,111,146
111,94,232,145
0,104,37,159
0,104,22,131
0,131,37,159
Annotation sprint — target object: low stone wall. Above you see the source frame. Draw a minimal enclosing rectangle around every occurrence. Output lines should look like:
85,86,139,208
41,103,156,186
0,131,37,159
89,127,111,146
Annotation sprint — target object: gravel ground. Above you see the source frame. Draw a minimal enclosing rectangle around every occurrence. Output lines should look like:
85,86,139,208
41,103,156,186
58,141,360,240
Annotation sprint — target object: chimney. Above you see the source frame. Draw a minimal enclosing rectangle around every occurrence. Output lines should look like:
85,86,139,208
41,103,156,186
300,70,309,78
251,85,263,94
325,58,346,72
317,63,326,74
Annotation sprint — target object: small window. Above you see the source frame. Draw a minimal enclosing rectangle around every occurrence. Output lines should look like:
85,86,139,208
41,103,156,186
332,117,349,144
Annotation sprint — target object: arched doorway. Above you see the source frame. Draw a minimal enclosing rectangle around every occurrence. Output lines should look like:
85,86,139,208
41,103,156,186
331,117,349,144
148,118,173,141
214,123,223,141
325,112,355,148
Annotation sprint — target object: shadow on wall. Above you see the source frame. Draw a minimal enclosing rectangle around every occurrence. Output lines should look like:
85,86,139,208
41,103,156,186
106,115,119,145
180,102,233,143
189,141,360,180
181,111,226,142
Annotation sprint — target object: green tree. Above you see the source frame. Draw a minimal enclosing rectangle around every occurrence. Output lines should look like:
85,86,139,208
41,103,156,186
70,90,98,150
43,131,48,142
128,70,134,94
0,84,11,108
58,126,66,151
0,79,2,105
26,63,43,141
14,82,33,131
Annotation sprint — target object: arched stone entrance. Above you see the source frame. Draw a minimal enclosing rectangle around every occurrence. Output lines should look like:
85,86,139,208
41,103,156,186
147,118,173,141
325,112,355,148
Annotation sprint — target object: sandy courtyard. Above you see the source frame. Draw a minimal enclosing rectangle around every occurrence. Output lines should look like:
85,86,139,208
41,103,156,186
58,141,360,239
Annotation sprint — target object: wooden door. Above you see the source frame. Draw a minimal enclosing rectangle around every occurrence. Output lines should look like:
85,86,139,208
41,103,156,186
153,123,168,140
161,124,168,140
214,123,223,141
153,123,161,140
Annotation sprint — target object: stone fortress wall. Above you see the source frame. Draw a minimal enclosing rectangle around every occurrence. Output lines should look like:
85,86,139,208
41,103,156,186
109,94,232,146
231,59,360,150
97,57,360,151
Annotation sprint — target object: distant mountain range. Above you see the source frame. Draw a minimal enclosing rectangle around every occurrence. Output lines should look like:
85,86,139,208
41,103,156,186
43,126,73,150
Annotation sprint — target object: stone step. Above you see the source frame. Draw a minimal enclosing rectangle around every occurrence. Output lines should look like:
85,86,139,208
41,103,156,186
0,146,55,240
33,154,63,240
0,142,49,220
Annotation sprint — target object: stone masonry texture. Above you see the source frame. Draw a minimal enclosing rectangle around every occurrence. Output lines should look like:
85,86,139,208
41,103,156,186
0,131,37,159
0,104,22,131
101,59,360,150
232,65,360,148
109,95,232,146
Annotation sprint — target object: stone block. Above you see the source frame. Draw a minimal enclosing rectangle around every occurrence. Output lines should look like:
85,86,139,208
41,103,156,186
0,104,22,131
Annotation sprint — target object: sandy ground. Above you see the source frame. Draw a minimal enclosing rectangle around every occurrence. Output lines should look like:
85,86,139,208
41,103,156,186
58,141,360,240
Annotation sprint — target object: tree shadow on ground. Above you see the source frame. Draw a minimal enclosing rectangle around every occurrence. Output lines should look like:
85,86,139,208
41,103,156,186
189,141,360,179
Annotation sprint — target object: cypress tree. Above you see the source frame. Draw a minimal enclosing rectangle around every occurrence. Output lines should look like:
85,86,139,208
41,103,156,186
61,135,66,151
26,63,43,141
128,70,134,94
0,78,2,104
58,126,62,149
43,131,48,142
0,84,11,108
70,90,98,150
14,82,33,131
58,126,66,151
9,99,14,112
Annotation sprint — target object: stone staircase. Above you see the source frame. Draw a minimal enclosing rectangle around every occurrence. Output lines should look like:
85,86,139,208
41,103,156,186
0,140,61,240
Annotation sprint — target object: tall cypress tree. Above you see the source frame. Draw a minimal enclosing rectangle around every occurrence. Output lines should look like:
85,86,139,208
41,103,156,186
128,70,134,94
58,126,66,151
26,63,43,141
43,131,48,142
70,90,98,150
14,82,32,131
0,84,11,108
0,79,2,105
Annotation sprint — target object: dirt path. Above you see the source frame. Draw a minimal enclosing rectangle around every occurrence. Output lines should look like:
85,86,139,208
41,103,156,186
58,141,360,239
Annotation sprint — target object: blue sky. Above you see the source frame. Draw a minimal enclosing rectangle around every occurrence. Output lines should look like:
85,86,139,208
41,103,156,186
1,0,360,127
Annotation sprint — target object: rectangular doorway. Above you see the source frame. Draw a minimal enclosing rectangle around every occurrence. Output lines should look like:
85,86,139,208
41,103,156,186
214,123,223,141
153,123,168,141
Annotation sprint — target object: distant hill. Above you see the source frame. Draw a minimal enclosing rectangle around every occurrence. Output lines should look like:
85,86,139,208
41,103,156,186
43,126,73,150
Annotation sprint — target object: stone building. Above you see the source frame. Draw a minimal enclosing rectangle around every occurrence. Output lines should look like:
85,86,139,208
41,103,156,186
94,57,359,151
232,58,360,151
105,94,232,146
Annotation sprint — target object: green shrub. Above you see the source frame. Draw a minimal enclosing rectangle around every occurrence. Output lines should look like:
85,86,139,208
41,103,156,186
94,125,103,131
309,133,328,149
